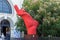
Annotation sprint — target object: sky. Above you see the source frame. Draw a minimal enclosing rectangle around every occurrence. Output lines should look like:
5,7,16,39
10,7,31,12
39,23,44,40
11,0,24,9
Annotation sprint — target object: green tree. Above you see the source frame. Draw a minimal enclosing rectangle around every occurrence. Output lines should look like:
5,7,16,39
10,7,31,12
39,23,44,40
16,0,60,37
16,16,27,34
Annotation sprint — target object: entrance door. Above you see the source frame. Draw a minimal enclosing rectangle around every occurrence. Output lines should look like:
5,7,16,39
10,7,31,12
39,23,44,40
1,19,10,40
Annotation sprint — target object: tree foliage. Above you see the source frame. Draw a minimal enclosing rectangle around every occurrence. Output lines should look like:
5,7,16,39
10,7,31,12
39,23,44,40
16,0,60,37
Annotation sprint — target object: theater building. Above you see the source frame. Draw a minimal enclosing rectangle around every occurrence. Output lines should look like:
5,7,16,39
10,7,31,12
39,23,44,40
0,0,23,38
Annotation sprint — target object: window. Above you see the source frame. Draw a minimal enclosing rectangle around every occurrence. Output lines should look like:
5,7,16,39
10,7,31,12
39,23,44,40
0,0,12,13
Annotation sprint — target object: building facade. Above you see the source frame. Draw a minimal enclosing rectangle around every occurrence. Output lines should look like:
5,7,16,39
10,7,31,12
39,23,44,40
0,0,23,38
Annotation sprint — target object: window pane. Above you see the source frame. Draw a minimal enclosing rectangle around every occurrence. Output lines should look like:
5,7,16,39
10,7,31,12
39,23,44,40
0,0,2,1
0,0,12,13
0,1,2,12
3,8,9,13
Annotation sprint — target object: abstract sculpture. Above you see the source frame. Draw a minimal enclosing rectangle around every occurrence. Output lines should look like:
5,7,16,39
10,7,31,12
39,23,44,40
14,5,39,35
10,0,39,35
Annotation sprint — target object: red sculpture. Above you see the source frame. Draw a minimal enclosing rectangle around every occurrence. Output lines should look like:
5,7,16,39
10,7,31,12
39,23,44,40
14,5,39,35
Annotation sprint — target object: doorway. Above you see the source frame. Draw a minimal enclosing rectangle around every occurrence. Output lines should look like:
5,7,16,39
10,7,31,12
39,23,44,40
1,19,10,40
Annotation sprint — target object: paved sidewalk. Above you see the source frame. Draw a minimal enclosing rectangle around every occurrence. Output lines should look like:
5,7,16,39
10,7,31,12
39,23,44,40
0,38,24,40
0,38,2,40
11,38,24,40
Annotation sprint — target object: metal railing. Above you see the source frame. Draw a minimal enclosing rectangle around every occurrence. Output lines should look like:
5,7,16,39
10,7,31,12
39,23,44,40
0,37,60,40
10,37,60,40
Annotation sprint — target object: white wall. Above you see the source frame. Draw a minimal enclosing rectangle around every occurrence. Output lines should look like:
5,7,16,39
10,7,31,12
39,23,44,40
0,0,24,38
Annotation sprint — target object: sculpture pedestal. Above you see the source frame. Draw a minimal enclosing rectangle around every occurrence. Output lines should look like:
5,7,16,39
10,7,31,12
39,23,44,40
24,35,38,40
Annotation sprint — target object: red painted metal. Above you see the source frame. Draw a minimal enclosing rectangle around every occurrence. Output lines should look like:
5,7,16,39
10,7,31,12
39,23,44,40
14,5,39,35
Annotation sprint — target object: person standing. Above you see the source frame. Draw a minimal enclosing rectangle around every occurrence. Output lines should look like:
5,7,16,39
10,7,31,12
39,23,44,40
6,27,10,40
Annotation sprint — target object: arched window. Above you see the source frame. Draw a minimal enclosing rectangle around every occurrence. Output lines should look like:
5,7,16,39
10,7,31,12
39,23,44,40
1,19,10,27
0,0,12,13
